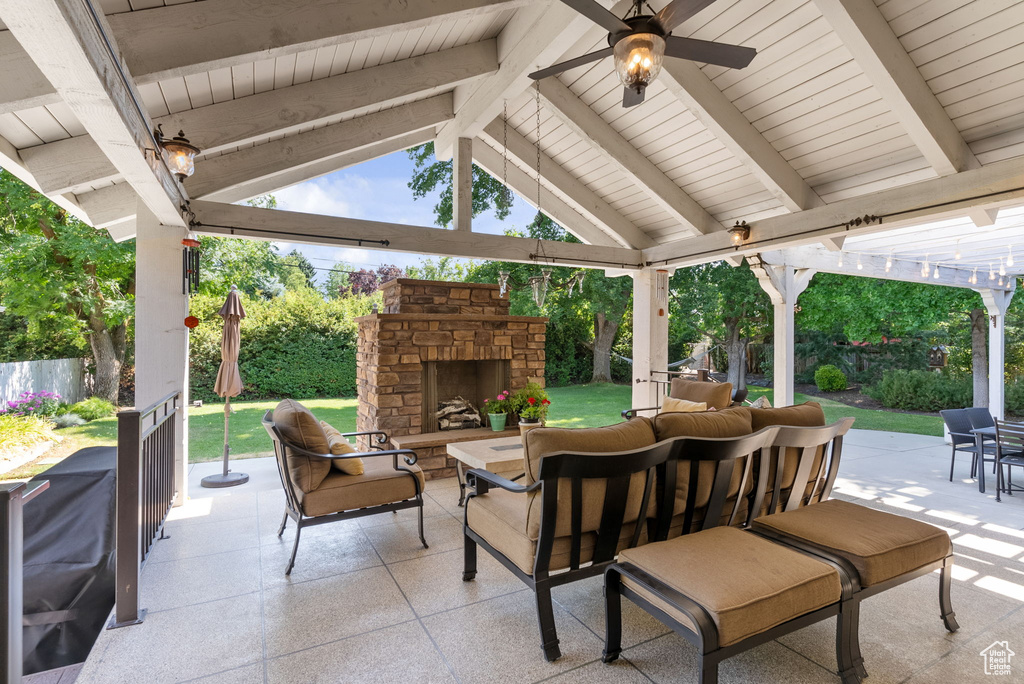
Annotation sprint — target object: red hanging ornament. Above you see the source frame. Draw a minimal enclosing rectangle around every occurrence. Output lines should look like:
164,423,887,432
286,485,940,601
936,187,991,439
184,316,200,329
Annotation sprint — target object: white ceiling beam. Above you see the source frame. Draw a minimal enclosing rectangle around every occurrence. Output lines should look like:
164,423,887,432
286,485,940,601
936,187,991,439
813,0,977,178
643,155,1024,267
185,96,453,201
658,59,825,214
760,245,1013,292
538,77,720,236
20,41,497,196
74,182,138,229
480,118,654,249
471,139,621,248
433,0,610,160
189,200,643,270
0,0,185,226
202,130,434,205
0,132,89,222
453,138,474,232
0,0,527,113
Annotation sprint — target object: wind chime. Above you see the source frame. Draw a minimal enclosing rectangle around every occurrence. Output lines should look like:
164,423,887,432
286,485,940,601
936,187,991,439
495,83,587,309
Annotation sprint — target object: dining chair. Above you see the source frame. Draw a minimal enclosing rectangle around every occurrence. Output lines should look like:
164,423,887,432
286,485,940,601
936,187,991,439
993,420,1024,503
965,407,998,474
939,409,994,481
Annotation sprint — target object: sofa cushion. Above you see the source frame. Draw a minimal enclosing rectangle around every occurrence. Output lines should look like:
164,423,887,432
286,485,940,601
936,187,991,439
466,488,644,575
662,396,707,413
320,420,365,475
274,399,332,493
751,499,952,586
669,378,733,410
522,418,657,540
748,402,827,512
619,526,840,647
297,456,424,517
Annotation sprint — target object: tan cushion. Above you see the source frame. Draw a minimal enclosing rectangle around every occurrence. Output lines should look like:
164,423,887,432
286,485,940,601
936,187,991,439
751,499,953,586
662,396,707,413
466,488,644,575
297,456,424,517
619,527,841,647
669,379,733,410
748,402,827,512
320,420,365,475
521,418,657,540
273,399,331,493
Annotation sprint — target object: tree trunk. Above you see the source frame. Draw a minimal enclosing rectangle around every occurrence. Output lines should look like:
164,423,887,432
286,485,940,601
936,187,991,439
724,317,747,390
88,313,122,404
592,311,619,384
970,308,988,407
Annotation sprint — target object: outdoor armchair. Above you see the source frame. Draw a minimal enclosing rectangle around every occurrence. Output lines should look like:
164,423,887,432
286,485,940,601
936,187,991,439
462,418,674,661
262,401,427,575
622,377,739,419
993,419,1024,502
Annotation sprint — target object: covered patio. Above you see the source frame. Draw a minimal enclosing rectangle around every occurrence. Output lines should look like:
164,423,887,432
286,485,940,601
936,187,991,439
2,0,1024,681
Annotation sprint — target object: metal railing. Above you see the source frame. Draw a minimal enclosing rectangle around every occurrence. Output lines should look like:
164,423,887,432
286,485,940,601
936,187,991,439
2,480,49,684
109,391,180,629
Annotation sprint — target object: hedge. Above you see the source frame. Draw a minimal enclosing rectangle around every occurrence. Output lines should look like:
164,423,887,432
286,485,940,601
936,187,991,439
866,369,972,412
188,289,375,402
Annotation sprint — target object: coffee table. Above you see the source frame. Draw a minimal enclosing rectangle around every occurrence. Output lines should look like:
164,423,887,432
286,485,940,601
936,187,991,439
447,435,525,506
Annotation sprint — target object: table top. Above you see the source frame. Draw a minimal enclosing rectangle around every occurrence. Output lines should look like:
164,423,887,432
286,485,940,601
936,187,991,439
971,426,997,436
446,435,524,472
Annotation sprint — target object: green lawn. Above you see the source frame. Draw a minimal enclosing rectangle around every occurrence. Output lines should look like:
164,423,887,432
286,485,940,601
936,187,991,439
7,382,943,473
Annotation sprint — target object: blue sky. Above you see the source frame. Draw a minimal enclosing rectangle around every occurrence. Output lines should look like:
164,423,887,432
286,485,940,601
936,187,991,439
268,149,540,280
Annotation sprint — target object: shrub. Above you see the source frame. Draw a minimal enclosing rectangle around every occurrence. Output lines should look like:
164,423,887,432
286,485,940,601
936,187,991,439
866,369,972,412
68,397,117,421
0,414,57,452
1006,379,1024,415
1,391,62,417
814,365,848,392
52,413,87,429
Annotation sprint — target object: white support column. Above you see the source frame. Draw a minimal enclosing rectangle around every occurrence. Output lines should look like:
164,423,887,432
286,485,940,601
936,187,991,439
135,204,189,505
631,269,669,411
453,137,473,232
750,258,815,407
979,286,1015,419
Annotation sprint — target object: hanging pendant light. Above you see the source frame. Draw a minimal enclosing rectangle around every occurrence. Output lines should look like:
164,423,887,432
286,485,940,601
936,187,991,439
498,270,510,296
529,269,552,308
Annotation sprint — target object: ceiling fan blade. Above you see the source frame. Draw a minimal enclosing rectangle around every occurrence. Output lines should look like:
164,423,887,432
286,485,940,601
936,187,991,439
559,0,631,33
664,35,756,69
653,0,717,33
622,86,646,108
529,47,614,80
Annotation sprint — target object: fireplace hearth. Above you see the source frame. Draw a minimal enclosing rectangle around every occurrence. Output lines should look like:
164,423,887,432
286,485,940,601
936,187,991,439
355,279,546,478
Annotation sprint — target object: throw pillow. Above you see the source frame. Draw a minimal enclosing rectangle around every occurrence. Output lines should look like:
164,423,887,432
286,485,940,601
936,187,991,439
273,399,332,493
320,420,365,475
662,396,707,413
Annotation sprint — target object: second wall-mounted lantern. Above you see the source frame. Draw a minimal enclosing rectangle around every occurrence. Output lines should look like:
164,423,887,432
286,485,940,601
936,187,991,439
156,125,200,181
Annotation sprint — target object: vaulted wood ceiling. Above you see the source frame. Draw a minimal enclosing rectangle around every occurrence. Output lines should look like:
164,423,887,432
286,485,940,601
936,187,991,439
1,0,1022,274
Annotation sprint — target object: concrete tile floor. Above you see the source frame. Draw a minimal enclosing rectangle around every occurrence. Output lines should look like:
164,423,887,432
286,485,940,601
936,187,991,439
75,429,1024,684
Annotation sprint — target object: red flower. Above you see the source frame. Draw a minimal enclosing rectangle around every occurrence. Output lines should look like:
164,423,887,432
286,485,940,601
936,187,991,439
541,399,550,406
528,397,536,405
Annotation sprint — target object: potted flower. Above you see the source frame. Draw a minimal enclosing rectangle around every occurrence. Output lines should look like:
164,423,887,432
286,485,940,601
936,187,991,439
510,382,550,439
483,390,511,431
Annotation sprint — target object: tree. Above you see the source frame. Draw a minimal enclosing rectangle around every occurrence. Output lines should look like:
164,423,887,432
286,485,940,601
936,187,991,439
197,196,282,298
322,263,352,300
0,170,134,403
670,260,771,389
280,250,317,291
408,143,513,227
340,265,406,296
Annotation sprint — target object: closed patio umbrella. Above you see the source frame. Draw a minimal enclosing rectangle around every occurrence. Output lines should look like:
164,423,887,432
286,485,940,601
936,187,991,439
201,285,249,488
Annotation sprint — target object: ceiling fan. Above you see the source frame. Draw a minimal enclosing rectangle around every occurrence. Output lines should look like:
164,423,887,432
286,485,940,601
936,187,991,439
529,0,756,108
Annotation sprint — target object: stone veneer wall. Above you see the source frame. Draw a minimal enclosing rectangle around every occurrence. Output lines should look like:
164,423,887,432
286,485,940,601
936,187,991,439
356,279,546,479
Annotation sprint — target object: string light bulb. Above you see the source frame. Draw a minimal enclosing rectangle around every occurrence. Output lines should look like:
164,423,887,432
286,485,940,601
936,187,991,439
856,256,863,271
885,251,893,273
970,268,978,285
921,257,930,278
999,258,1006,276
1008,245,1015,267
933,263,940,279
837,253,844,267
989,263,996,281
954,240,962,260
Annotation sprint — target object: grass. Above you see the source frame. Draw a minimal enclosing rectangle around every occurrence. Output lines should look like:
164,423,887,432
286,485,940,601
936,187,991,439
0,382,945,479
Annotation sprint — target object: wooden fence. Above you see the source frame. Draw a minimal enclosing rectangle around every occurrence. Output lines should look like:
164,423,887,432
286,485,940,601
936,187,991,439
0,358,92,405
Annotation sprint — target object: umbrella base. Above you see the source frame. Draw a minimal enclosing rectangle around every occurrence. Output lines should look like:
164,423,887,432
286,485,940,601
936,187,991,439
200,471,249,488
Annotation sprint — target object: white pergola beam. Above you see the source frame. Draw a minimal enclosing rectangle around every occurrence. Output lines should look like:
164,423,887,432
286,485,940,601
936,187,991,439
189,199,643,269
75,182,139,229
632,269,669,409
471,139,621,247
453,138,473,232
0,0,185,226
21,41,497,196
480,119,654,249
643,155,1024,267
659,59,824,213
433,0,607,160
0,0,527,114
813,0,977,178
538,78,720,236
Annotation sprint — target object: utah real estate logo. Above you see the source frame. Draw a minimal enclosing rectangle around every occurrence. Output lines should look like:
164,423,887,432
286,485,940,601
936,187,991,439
980,641,1014,676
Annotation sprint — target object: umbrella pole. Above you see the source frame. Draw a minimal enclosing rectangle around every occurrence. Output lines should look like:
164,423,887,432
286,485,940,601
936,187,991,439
223,396,231,477
201,396,249,488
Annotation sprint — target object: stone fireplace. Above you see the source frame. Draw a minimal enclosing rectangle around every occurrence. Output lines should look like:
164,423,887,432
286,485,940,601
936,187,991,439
355,279,547,479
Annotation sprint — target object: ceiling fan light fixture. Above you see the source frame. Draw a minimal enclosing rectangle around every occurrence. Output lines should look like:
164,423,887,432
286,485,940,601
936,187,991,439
613,33,665,91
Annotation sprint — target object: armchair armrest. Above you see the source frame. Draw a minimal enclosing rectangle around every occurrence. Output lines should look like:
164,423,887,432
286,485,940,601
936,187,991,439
465,468,541,496
356,449,418,467
621,407,661,420
342,430,389,446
